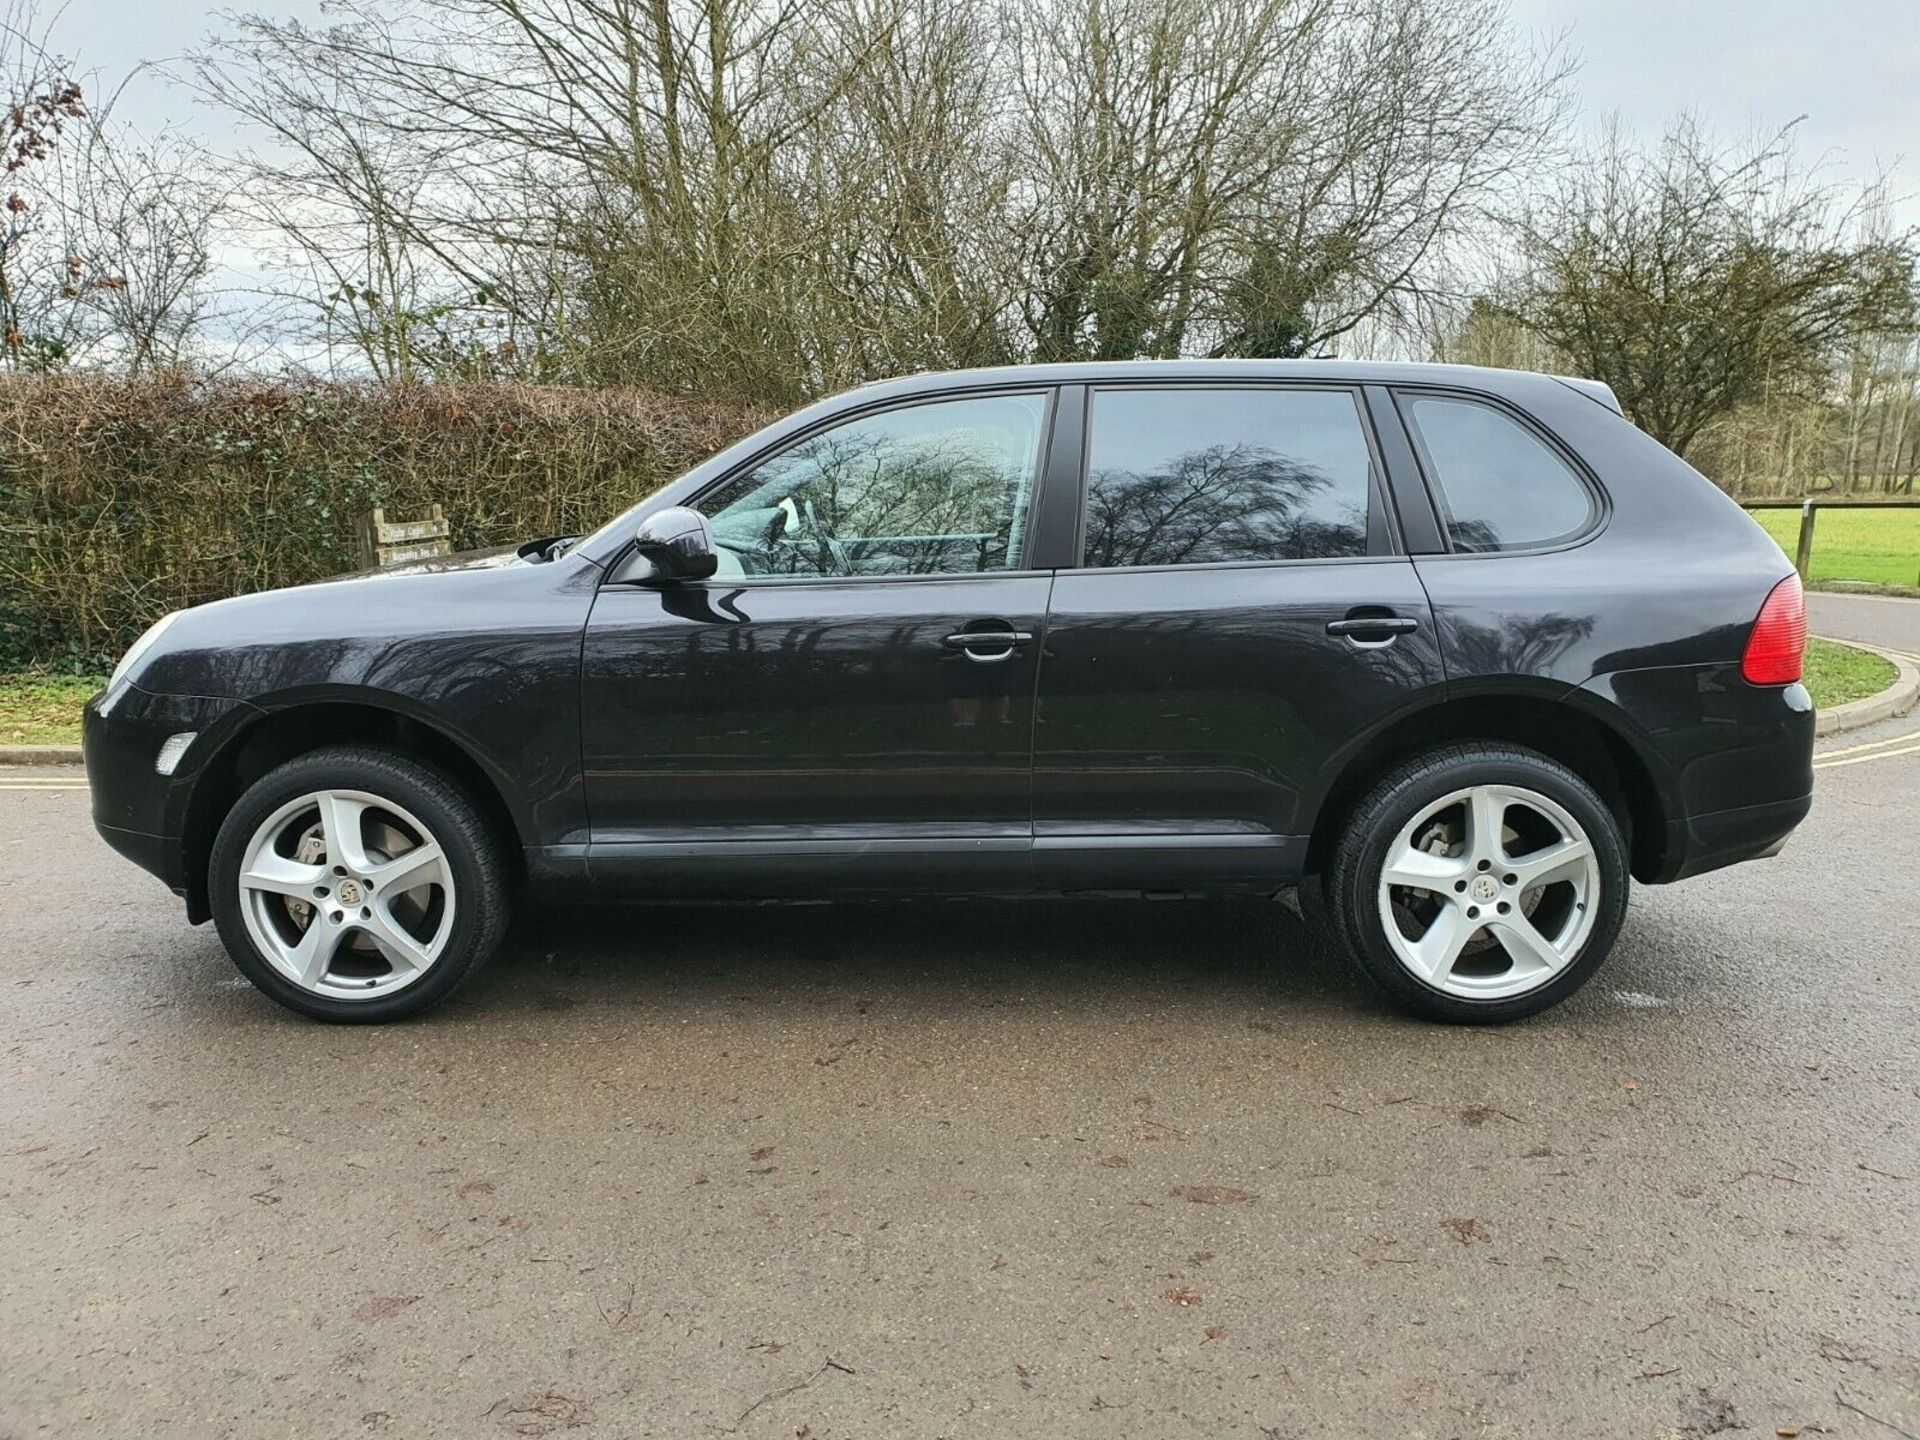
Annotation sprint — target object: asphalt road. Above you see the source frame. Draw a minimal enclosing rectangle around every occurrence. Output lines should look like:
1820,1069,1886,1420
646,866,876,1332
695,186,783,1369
1810,591,1920,658
4,638,1919,1436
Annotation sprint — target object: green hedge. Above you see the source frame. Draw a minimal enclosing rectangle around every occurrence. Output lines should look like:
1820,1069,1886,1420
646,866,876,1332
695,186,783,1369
0,375,768,668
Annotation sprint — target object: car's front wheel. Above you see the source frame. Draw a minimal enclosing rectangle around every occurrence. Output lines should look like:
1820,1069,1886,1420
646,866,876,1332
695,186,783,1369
209,745,510,1022
1324,743,1629,1023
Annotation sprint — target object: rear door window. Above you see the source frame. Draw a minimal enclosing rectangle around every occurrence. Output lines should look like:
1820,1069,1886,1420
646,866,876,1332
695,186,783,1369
1397,393,1595,552
1081,387,1375,567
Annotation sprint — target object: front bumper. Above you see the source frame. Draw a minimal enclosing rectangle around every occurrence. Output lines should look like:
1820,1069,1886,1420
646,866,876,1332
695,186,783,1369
83,683,259,912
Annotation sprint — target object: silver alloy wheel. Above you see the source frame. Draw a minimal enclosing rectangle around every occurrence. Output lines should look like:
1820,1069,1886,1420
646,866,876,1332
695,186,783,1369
1376,783,1601,1000
236,789,455,999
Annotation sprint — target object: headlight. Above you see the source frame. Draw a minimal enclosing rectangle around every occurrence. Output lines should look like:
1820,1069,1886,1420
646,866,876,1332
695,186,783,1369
105,611,184,695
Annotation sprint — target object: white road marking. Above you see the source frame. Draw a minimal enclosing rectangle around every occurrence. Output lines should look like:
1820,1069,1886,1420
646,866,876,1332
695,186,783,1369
1815,741,1920,770
1816,728,1920,760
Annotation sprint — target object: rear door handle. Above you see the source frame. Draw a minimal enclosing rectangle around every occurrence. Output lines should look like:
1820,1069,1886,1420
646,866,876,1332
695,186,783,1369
942,629,1033,663
1326,615,1419,644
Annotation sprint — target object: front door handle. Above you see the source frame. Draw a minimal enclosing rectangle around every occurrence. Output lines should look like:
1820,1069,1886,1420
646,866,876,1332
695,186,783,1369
1326,614,1419,645
942,629,1033,663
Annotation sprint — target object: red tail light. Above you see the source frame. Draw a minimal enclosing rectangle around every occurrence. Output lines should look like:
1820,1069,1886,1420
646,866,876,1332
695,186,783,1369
1741,573,1805,685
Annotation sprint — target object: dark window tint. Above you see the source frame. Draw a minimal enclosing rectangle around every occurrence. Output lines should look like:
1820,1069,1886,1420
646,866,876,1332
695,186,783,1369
1399,394,1594,552
1081,388,1373,567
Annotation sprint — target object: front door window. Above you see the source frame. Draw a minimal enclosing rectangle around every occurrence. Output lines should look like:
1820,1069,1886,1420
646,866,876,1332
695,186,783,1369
697,393,1050,580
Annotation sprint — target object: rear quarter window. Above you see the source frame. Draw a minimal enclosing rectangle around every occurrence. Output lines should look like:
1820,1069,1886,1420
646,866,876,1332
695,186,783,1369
1398,393,1595,553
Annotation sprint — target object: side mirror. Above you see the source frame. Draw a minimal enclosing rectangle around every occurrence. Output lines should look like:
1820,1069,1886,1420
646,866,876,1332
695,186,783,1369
632,506,718,582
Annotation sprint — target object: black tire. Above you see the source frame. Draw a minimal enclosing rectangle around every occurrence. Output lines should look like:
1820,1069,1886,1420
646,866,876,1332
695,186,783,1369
1291,872,1346,950
209,744,511,1022
1324,743,1629,1023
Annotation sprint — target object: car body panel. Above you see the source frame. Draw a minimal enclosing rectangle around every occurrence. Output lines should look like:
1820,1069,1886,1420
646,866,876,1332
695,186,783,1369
1573,666,1814,880
97,555,602,864
579,570,1055,893
1030,557,1444,889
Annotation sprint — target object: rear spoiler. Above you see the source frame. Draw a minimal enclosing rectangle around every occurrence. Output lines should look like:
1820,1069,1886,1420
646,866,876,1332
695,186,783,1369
1552,375,1624,415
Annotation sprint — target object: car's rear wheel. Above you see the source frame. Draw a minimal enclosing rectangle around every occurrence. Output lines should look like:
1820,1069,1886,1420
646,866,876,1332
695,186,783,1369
209,745,509,1022
1325,744,1628,1022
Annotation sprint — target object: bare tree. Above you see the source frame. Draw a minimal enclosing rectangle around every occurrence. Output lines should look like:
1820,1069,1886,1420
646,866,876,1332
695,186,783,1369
1508,117,1917,458
198,0,899,393
1,0,87,369
196,0,1572,393
2,2,219,371
797,0,1022,379
1006,0,1570,361
63,124,222,371
1425,292,1559,371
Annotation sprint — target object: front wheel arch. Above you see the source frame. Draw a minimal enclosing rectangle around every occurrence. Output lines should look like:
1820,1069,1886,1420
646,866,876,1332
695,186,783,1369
181,701,525,923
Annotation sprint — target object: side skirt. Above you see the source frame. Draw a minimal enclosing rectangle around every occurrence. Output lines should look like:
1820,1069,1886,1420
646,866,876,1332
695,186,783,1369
528,832,1309,902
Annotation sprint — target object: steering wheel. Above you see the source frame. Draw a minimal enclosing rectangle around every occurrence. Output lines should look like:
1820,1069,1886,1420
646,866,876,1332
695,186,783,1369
802,497,849,575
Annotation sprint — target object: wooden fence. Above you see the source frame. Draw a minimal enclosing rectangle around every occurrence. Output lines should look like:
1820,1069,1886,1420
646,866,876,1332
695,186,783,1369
1737,497,1920,581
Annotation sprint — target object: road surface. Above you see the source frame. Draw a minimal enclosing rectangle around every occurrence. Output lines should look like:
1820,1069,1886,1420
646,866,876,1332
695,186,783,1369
2,713,1916,1436
1809,589,1920,658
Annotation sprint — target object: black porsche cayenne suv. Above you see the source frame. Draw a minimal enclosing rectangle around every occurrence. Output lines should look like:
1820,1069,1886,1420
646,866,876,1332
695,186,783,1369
84,361,1814,1023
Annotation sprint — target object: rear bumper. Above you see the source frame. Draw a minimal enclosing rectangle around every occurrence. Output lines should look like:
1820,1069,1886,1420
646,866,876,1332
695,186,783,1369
1578,668,1815,884
1661,790,1811,882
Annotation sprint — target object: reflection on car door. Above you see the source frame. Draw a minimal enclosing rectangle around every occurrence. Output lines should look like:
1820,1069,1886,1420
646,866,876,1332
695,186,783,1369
1032,384,1445,890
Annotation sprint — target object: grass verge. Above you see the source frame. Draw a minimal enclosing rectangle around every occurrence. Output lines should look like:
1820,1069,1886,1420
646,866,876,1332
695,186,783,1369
1751,506,1920,587
1803,637,1896,711
0,673,105,747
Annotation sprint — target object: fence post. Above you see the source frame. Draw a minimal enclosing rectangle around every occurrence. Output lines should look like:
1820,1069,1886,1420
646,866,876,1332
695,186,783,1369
354,507,386,571
1793,500,1816,580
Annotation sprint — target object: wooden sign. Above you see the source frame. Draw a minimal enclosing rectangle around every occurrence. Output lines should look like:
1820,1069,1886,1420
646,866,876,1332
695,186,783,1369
356,505,452,569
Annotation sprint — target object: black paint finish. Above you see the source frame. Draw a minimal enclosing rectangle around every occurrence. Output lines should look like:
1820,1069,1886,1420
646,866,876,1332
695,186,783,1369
580,571,1054,893
83,359,1813,918
1030,557,1443,891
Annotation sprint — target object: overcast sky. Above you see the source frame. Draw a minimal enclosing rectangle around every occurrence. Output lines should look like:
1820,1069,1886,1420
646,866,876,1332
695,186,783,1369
1511,0,1920,223
63,0,1918,219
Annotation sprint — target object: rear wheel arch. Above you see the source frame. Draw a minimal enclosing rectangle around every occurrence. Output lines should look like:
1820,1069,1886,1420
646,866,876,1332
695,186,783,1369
1303,691,1672,882
181,699,525,922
